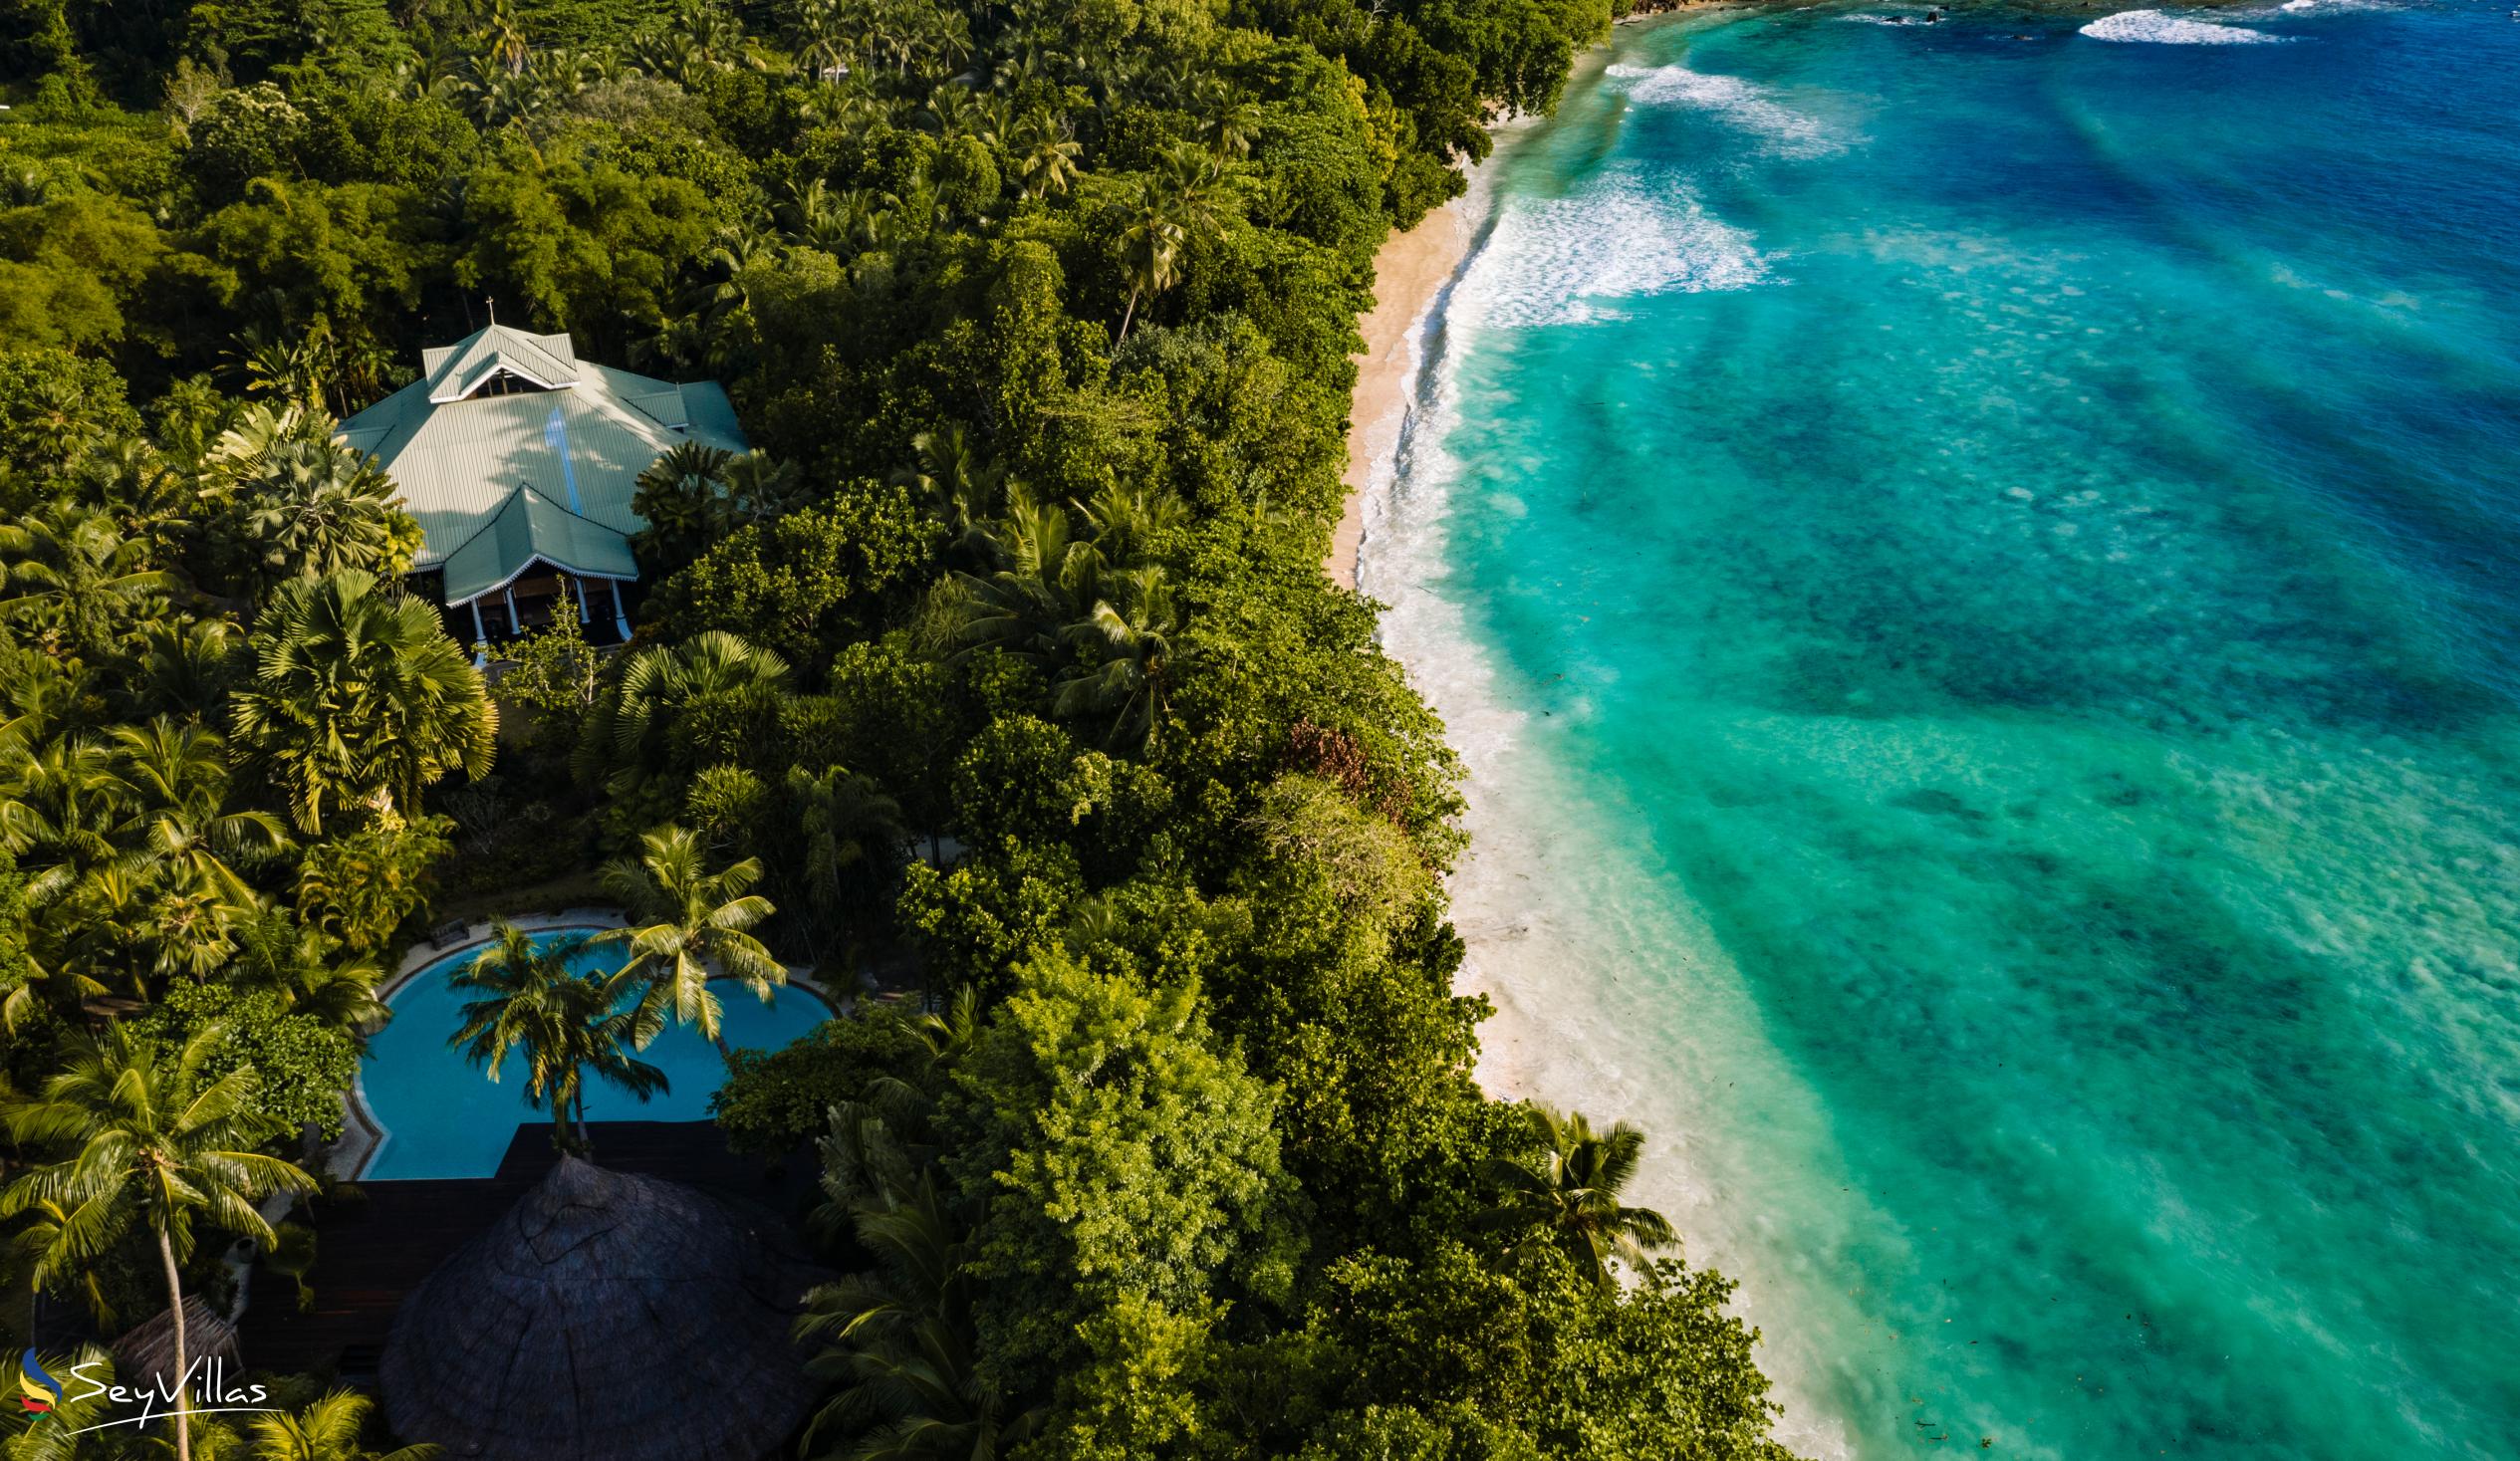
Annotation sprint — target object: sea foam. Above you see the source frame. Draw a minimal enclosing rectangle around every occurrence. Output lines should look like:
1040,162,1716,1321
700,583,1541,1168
1605,62,1849,157
1363,180,1863,1461
2081,8,2286,42
1449,169,1767,329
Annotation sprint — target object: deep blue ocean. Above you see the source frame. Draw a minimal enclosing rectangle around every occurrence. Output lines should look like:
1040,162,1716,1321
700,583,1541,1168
1365,4,2520,1457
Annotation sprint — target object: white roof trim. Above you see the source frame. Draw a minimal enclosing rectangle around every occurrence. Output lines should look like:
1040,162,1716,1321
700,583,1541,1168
437,554,637,607
428,364,581,404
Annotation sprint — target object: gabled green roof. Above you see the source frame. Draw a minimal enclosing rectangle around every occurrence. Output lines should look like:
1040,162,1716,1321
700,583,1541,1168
437,485,638,605
337,327,747,606
421,325,581,401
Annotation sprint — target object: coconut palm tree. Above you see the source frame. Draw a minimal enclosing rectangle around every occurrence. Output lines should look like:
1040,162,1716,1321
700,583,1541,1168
448,920,666,1156
0,721,256,1000
0,1024,318,1461
0,503,177,660
1477,1103,1678,1290
9,1200,118,1328
893,424,1004,559
793,0,853,80
109,718,289,909
0,732,127,906
1011,112,1082,200
597,825,784,1047
484,0,531,74
88,718,285,979
1072,481,1183,567
77,436,188,534
0,650,89,755
229,571,496,834
1114,145,1232,345
786,764,903,945
1052,566,1183,753
1114,200,1183,347
946,495,1105,666
241,1384,439,1461
795,1171,1042,1461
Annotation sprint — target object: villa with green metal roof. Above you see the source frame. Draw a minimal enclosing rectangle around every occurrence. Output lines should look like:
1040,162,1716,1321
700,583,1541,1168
336,325,747,648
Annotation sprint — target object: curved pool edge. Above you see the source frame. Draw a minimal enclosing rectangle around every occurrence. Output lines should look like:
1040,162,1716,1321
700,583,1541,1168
328,910,843,1181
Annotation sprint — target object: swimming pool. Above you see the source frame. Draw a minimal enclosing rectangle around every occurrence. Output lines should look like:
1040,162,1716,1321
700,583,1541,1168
356,926,831,1179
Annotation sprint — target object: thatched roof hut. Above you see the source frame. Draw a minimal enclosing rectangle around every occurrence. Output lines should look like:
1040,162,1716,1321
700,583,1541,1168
114,1296,241,1385
380,1157,825,1461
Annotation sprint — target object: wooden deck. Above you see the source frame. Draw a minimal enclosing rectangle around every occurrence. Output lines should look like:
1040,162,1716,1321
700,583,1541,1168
240,1121,817,1379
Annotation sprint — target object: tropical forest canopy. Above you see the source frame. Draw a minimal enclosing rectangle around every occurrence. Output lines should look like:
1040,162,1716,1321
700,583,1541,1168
0,0,1804,1456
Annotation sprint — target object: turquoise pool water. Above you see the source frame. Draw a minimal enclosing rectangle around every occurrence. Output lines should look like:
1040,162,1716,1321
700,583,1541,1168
1371,5,2520,1458
359,927,830,1179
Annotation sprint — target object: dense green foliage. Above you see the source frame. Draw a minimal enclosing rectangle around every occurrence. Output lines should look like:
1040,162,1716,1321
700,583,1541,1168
1,1,1804,1457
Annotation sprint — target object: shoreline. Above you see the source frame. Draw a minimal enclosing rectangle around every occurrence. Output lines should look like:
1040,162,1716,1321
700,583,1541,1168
1328,22,1660,591
1345,18,1864,1458
1326,197,1481,590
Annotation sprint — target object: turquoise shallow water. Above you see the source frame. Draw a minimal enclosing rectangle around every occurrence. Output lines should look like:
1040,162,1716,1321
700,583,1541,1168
1374,4,2520,1457
361,929,829,1178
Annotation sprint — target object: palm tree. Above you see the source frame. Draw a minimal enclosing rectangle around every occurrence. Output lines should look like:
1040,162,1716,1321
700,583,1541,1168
1477,1103,1678,1290
484,0,531,74
77,436,188,533
0,649,89,754
138,619,242,723
574,630,786,795
1115,145,1232,345
1114,200,1183,347
794,0,853,80
0,1024,318,1461
720,450,803,524
0,732,127,906
795,1168,1042,1460
229,911,388,1029
786,764,903,944
893,424,1003,558
227,325,331,414
230,570,496,834
1072,481,1183,567
110,718,289,909
242,1385,439,1461
675,220,780,338
626,441,736,568
1052,566,1183,753
449,62,541,130
1011,112,1082,200
0,502,177,659
598,825,785,1047
204,399,309,471
1205,97,1262,161
945,495,1105,667
237,440,415,586
86,718,286,980
448,920,666,1156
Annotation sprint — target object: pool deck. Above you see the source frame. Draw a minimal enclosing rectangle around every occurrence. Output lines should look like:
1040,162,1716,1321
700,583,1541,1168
329,910,842,1180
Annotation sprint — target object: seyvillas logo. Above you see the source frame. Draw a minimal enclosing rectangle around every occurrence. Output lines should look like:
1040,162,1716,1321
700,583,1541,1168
17,1349,62,1414
13,1352,279,1436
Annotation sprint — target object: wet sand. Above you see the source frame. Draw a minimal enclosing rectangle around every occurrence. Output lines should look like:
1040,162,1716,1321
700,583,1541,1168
1327,195,1482,589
